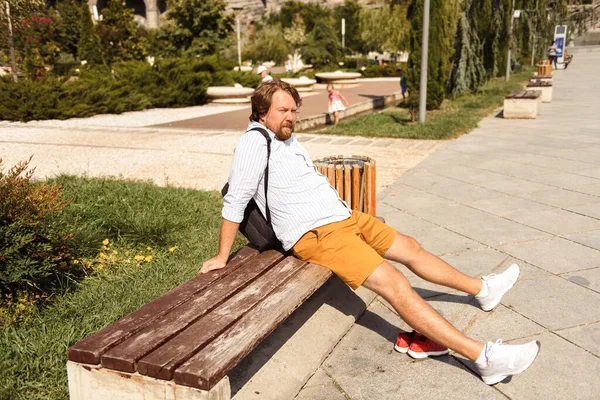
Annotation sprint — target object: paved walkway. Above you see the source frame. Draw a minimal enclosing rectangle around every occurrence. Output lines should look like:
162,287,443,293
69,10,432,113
290,53,600,399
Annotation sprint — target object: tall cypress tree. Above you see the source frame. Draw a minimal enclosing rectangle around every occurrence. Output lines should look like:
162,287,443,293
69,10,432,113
407,0,451,110
77,3,103,64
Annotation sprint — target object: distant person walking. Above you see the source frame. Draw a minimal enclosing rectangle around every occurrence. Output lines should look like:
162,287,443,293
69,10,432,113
327,83,349,126
547,41,558,69
398,68,408,101
257,65,274,83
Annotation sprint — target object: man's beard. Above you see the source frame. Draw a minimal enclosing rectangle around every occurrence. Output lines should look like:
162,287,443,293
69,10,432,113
275,123,294,141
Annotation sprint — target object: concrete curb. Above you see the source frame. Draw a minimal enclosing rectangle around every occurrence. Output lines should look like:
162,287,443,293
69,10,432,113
228,276,378,400
296,90,404,132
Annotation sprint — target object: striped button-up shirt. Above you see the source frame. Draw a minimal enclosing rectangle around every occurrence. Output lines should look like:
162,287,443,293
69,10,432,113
222,121,351,250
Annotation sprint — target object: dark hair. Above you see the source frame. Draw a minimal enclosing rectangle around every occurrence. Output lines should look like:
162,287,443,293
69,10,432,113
249,79,302,122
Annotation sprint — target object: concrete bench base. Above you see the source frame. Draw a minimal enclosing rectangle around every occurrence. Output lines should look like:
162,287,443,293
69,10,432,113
504,94,543,119
527,85,553,102
67,361,231,400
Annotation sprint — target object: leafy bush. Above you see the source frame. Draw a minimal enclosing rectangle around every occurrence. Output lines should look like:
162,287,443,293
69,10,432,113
0,158,74,297
360,63,401,78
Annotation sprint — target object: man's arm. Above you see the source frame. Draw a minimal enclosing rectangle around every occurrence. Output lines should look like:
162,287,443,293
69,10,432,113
199,218,240,273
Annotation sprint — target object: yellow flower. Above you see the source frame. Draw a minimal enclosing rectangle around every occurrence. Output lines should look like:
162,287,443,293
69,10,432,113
147,246,153,251
102,239,110,246
97,264,103,271
73,260,79,265
144,255,153,263
169,246,178,253
113,250,118,255
134,255,145,261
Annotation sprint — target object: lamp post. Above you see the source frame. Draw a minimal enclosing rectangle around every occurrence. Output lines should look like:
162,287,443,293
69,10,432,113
5,1,17,82
341,18,345,50
232,7,243,69
418,0,430,124
506,0,516,81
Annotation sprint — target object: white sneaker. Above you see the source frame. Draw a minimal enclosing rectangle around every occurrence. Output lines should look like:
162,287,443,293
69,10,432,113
476,264,520,311
476,339,540,385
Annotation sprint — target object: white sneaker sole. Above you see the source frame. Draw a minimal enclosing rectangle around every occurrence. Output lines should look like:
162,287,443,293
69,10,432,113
394,345,409,353
481,341,541,385
407,348,449,359
481,265,520,312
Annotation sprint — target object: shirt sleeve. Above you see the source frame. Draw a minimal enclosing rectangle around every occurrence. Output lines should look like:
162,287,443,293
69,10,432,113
222,130,268,223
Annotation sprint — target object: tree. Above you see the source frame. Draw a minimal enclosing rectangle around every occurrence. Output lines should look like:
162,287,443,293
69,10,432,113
334,0,363,53
54,0,82,59
245,23,290,64
448,3,486,96
359,5,409,53
162,0,234,57
77,3,103,64
95,0,149,64
0,0,47,68
301,21,343,67
407,0,452,110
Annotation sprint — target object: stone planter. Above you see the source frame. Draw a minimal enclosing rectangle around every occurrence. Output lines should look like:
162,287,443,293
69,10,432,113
315,71,362,87
233,66,252,72
263,61,275,68
206,86,254,104
281,76,317,92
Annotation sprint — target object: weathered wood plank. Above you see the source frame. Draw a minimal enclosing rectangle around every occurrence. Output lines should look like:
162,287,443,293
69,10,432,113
100,251,286,372
137,256,307,380
335,165,343,198
67,246,260,364
344,164,351,205
173,263,333,390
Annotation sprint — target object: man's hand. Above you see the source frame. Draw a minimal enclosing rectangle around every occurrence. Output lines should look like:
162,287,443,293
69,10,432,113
199,254,228,274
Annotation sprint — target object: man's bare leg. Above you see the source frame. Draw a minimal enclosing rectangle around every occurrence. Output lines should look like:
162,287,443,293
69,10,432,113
363,261,484,361
384,232,483,296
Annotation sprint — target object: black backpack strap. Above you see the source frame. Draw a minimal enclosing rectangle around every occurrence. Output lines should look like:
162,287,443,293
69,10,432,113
248,127,272,224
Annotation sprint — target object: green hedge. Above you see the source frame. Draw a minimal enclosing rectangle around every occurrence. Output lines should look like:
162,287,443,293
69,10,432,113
0,57,260,122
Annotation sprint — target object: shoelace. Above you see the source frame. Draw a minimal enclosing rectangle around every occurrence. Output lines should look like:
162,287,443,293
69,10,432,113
485,339,504,362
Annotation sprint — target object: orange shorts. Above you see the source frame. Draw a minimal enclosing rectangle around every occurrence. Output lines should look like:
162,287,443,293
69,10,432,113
292,211,397,290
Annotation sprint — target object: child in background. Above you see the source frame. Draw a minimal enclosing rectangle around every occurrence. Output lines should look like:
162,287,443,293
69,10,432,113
327,83,349,125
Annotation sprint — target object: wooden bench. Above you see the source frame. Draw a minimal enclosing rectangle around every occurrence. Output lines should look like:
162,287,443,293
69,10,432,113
503,90,543,119
66,246,332,400
526,80,553,103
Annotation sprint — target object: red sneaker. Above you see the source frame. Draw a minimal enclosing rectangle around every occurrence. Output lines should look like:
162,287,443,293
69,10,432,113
394,330,416,353
407,334,449,359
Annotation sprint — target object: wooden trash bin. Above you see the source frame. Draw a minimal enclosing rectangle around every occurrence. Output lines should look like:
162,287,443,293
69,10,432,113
537,61,552,76
314,155,377,216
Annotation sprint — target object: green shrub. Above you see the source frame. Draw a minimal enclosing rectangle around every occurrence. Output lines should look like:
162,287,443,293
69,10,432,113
0,158,74,297
360,63,400,78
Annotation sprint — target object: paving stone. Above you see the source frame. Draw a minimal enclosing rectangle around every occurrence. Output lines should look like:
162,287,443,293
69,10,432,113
323,302,505,400
502,276,600,330
448,216,550,247
525,172,600,190
497,237,600,274
413,227,486,256
461,304,547,344
466,195,555,216
381,189,454,211
378,206,439,236
573,182,600,196
296,136,315,142
555,322,600,358
567,202,600,220
432,164,509,184
311,138,332,144
561,267,600,294
406,203,501,227
504,208,600,235
399,170,463,191
563,230,600,251
294,368,348,400
520,188,600,208
492,333,600,400
578,166,600,179
476,177,556,195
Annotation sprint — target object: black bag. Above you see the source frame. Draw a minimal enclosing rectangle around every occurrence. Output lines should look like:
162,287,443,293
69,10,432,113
221,128,283,252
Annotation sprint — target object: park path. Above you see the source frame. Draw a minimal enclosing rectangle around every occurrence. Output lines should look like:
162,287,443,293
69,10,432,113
0,78,437,193
289,52,600,400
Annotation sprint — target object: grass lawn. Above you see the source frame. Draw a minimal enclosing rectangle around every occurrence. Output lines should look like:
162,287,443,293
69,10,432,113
321,68,533,140
0,176,242,400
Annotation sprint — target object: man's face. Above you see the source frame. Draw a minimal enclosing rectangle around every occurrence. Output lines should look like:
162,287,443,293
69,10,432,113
260,90,298,141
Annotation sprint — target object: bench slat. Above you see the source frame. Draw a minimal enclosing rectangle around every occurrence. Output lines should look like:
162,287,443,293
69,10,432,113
100,251,286,372
136,256,308,380
67,246,260,364
173,263,332,390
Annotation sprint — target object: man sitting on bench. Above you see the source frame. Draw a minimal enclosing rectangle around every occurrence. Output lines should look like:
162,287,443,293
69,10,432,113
201,80,540,386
